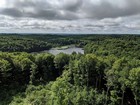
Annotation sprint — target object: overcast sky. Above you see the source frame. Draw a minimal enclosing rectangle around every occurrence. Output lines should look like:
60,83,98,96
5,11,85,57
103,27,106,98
0,0,140,33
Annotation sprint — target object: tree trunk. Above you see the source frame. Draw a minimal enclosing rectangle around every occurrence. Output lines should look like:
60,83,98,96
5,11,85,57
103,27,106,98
96,77,98,89
105,86,110,105
87,69,89,87
99,75,101,89
134,94,138,105
121,91,124,105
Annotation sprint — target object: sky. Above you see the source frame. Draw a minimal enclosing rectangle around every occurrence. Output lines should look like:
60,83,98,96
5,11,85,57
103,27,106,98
0,0,140,34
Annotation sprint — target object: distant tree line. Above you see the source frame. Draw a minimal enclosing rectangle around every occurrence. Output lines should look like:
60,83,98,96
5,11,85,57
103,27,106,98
0,36,52,52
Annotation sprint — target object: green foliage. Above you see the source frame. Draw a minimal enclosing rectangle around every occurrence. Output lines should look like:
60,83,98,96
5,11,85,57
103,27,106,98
54,53,70,75
84,35,140,59
0,35,140,105
10,71,106,105
0,36,51,52
34,53,56,83
0,59,12,77
128,67,140,105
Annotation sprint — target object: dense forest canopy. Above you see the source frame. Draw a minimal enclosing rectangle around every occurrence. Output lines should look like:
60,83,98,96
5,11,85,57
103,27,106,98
0,34,140,105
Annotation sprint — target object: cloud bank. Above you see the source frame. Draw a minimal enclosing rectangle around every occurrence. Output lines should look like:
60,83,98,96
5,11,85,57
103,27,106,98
0,0,140,33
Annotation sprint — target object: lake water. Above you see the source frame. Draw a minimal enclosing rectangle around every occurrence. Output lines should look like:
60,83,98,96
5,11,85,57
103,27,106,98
41,47,84,55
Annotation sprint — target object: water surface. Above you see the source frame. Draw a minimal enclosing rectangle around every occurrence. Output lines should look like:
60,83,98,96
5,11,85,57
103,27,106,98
42,47,84,55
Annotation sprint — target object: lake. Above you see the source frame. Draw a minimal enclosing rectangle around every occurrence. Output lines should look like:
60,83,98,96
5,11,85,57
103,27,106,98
40,47,84,55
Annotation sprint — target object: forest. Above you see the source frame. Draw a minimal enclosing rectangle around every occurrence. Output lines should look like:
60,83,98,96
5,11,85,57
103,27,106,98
0,34,140,105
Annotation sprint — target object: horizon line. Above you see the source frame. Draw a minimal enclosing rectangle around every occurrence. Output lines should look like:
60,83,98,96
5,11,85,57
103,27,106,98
0,32,140,35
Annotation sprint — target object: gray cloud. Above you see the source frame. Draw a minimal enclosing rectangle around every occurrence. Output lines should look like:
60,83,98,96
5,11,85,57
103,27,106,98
81,0,140,19
0,0,140,33
1,8,23,17
0,0,140,20
61,0,83,12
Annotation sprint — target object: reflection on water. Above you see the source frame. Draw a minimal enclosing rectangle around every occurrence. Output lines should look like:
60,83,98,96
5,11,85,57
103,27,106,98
42,47,84,55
